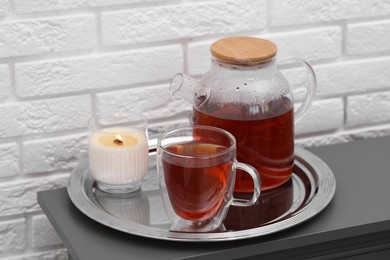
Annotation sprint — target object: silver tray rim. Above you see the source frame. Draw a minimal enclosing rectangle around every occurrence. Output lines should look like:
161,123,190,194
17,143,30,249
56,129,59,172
67,146,336,242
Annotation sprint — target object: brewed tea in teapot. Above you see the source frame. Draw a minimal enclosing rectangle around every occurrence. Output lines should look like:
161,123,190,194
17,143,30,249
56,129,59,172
171,36,316,192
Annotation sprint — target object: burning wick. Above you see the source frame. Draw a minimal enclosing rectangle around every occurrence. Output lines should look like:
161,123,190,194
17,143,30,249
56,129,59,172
113,134,124,145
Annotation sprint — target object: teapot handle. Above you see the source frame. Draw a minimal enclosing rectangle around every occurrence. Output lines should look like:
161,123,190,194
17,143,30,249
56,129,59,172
279,58,317,123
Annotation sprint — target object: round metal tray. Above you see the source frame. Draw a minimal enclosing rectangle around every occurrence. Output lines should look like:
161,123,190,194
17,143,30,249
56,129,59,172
68,146,336,242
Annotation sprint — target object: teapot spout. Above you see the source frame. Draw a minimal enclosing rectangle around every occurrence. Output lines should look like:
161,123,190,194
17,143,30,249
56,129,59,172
170,73,200,103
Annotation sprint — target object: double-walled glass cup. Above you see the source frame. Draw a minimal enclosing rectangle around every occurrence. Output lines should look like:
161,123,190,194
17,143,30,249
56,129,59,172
157,126,261,232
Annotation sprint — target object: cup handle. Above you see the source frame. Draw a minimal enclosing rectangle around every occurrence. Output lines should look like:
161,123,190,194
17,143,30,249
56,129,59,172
279,57,317,123
231,162,261,207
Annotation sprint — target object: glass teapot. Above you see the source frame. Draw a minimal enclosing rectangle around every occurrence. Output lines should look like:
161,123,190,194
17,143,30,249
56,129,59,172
170,36,316,192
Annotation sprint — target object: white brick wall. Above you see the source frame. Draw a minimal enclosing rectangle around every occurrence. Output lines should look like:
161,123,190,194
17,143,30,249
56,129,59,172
1,0,390,259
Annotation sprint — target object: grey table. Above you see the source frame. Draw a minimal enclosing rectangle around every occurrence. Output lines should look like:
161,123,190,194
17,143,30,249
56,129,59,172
38,136,390,260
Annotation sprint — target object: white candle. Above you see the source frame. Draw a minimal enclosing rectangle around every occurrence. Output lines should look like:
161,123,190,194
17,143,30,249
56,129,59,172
88,127,149,185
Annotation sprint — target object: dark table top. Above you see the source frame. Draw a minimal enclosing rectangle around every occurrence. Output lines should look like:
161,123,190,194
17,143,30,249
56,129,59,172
38,136,390,260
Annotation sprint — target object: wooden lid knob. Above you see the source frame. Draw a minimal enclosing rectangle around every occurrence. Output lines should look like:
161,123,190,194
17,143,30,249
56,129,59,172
210,36,277,65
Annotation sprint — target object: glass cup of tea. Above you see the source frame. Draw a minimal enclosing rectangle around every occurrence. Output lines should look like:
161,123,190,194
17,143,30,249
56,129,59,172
157,125,261,232
88,112,149,195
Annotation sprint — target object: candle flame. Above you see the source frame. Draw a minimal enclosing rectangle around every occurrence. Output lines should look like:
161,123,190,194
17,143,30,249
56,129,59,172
113,134,124,145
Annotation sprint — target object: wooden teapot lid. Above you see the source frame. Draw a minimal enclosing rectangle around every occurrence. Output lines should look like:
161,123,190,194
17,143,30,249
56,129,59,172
210,36,277,65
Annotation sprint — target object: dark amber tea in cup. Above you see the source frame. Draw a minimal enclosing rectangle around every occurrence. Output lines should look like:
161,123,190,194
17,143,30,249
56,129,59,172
158,126,261,232
193,97,294,192
162,141,232,221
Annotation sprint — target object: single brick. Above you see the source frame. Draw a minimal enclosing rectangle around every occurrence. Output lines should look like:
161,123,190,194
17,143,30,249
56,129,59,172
0,15,96,59
295,98,344,136
297,127,390,148
0,0,8,16
23,134,87,174
96,84,192,122
0,95,91,138
88,0,164,7
14,0,86,13
101,0,267,46
0,143,19,178
270,0,390,27
308,58,390,99
0,218,26,253
13,0,166,13
0,174,69,216
268,27,342,62
15,45,183,97
347,20,390,55
0,64,10,100
347,91,390,128
296,133,350,148
31,215,63,248
5,249,68,260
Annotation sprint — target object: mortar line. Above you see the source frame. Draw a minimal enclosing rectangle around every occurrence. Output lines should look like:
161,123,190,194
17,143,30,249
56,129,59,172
182,39,189,74
25,213,32,249
343,96,348,129
93,9,103,53
90,92,98,117
7,0,188,22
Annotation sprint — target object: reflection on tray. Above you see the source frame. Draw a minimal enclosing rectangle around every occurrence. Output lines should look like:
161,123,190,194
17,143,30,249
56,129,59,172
224,178,294,231
94,177,297,232
94,188,170,229
95,190,151,225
